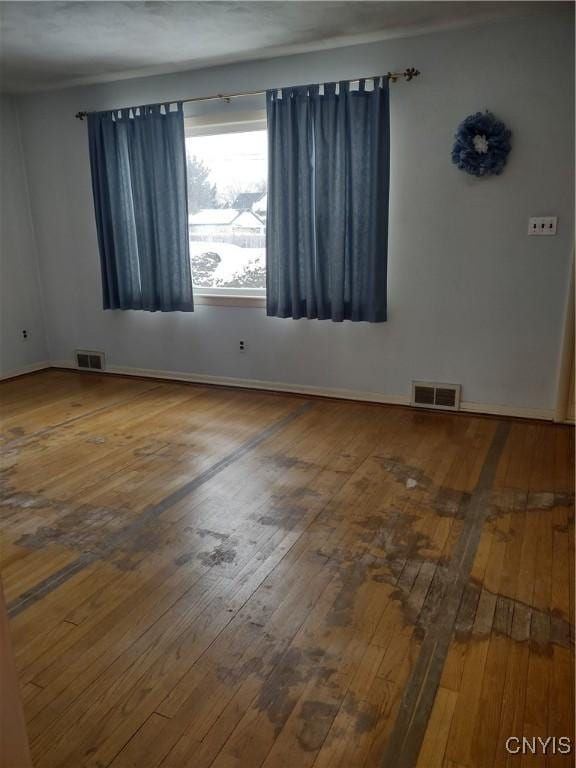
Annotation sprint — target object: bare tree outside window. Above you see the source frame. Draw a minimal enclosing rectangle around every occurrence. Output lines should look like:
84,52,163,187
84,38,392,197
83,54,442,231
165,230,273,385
186,129,267,292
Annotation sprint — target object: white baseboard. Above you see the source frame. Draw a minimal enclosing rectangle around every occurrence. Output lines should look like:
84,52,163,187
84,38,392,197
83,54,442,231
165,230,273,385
0,361,50,381
458,400,554,422
48,360,556,421
50,360,411,406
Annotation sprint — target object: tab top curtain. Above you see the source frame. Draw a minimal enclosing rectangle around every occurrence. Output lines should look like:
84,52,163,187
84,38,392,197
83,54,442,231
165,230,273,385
88,102,193,312
266,79,390,322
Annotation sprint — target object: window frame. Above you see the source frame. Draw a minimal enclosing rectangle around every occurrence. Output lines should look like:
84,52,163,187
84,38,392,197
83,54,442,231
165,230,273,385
185,110,267,308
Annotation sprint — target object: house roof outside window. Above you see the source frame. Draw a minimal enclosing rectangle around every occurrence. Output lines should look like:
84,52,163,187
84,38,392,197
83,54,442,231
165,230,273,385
189,209,264,229
232,191,265,210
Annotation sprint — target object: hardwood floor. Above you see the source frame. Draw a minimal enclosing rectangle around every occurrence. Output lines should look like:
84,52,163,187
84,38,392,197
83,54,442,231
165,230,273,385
0,370,573,768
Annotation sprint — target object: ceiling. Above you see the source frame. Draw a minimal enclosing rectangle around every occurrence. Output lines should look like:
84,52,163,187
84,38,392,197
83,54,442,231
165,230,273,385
0,1,569,94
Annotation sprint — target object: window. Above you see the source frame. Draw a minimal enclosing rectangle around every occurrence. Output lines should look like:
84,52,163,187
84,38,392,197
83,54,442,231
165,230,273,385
185,111,267,304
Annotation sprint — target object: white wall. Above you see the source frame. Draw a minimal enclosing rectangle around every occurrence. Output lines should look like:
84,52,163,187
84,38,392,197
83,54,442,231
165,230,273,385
15,10,574,414
0,96,47,377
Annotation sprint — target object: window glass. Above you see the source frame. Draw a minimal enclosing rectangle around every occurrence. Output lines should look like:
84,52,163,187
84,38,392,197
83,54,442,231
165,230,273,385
186,128,267,293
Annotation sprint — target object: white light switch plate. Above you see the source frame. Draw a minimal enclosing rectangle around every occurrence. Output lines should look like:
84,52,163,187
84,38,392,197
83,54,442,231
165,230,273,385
528,216,557,235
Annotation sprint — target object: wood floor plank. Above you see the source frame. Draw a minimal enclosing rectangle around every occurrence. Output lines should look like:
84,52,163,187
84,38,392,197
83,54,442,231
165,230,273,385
0,371,572,768
415,686,457,768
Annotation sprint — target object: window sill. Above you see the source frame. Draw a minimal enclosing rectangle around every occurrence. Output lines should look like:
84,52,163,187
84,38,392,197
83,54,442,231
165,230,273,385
194,294,266,308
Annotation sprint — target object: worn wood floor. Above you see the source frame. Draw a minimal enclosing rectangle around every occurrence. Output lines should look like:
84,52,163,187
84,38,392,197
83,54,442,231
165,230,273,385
0,370,574,768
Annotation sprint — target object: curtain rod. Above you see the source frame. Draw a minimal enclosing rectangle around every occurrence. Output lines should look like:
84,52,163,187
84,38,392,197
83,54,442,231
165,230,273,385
74,67,419,120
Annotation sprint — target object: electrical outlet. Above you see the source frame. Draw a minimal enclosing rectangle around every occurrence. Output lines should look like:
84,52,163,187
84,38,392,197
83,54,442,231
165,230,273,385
528,216,557,236
239,340,246,352
21,329,29,340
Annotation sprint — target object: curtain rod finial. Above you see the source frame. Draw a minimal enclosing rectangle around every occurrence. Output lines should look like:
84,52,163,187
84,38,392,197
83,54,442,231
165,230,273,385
388,67,420,83
75,111,87,120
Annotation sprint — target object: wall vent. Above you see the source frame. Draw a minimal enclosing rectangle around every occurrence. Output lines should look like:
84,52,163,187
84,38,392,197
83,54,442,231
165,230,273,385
75,350,105,371
411,381,461,411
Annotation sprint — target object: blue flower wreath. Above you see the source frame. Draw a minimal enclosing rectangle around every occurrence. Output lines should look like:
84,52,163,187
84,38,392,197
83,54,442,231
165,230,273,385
451,111,511,177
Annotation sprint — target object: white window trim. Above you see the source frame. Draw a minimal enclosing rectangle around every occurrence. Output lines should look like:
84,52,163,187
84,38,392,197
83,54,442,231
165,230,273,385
186,109,267,307
194,285,265,307
194,294,266,308
185,110,267,137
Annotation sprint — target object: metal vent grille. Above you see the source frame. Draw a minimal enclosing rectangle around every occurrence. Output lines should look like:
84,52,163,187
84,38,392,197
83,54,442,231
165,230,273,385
413,385,435,405
411,381,461,411
435,388,457,408
76,350,105,371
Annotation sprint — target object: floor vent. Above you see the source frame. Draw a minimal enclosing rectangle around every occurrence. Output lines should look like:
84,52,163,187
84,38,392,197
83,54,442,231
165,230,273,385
411,381,461,411
76,350,105,371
